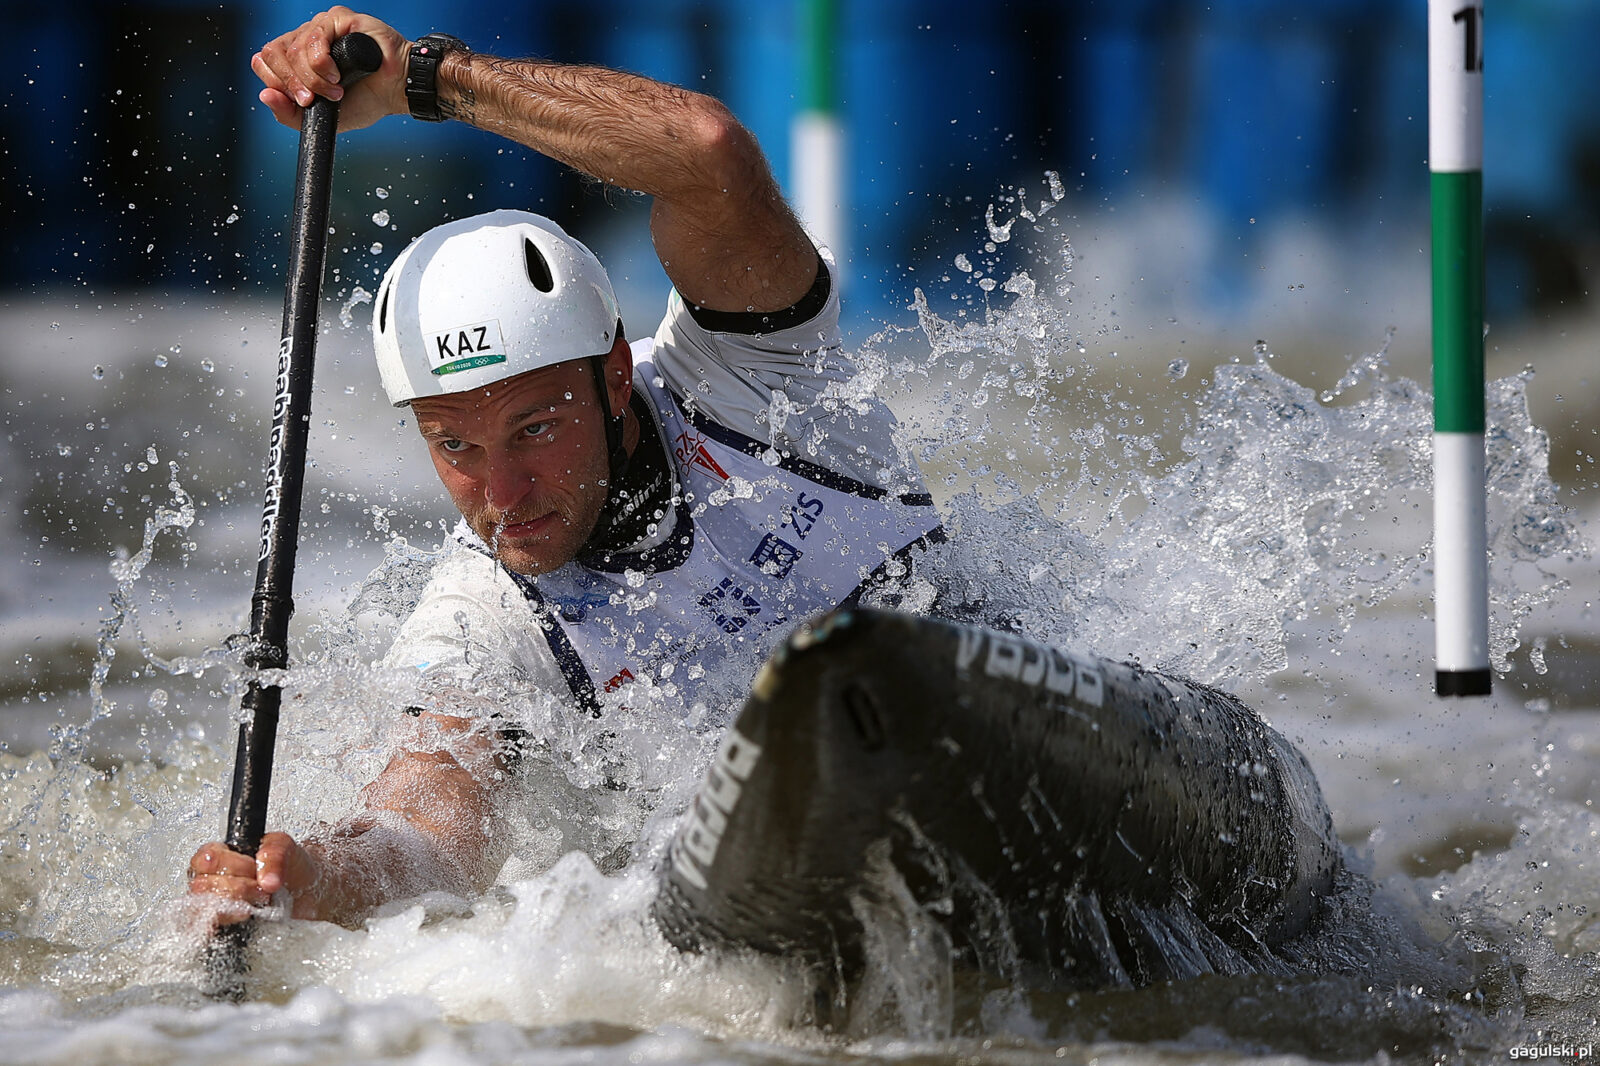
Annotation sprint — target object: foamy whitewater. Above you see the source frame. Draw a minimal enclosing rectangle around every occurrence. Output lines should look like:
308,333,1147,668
2,189,1597,1065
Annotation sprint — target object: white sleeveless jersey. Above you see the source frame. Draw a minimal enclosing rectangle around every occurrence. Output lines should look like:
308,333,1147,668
479,361,943,712
384,263,944,718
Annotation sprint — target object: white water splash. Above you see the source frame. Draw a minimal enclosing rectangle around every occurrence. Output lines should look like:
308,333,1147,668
2,186,1597,1062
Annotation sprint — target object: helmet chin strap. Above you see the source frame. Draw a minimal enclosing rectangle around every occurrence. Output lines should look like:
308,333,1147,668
590,353,631,482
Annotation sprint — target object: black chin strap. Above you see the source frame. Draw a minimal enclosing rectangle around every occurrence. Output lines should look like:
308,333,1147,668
577,388,675,564
590,351,630,481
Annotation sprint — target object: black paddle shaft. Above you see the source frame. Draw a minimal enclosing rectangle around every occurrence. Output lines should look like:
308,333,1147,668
224,32,381,858
207,30,381,1003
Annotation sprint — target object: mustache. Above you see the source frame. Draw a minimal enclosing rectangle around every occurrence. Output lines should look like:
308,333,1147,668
477,499,578,533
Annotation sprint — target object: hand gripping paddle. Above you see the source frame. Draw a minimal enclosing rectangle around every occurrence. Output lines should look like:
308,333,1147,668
204,30,383,1001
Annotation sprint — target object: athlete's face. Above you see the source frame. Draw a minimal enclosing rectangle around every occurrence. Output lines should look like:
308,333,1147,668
411,343,632,576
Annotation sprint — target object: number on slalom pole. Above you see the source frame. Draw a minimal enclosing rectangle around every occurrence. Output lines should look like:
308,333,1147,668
1453,5,1483,73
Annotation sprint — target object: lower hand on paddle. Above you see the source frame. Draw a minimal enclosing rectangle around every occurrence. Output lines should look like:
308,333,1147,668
187,833,326,924
186,720,504,929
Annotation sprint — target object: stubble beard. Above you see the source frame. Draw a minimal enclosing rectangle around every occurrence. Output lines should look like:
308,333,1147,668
472,485,606,576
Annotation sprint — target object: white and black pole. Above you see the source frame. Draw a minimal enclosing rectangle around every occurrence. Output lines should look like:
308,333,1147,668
1429,0,1490,697
792,0,844,275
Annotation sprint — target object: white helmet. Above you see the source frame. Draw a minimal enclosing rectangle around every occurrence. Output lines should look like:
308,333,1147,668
372,210,622,406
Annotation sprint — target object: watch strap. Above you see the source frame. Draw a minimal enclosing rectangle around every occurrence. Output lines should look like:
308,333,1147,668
406,33,467,122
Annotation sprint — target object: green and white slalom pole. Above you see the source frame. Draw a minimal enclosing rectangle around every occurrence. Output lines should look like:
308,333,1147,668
792,0,844,274
1429,0,1490,697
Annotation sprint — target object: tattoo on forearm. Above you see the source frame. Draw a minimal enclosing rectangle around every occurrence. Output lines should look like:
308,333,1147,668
439,81,475,123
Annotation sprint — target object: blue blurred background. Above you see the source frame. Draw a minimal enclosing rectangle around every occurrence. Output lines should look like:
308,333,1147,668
6,0,1597,330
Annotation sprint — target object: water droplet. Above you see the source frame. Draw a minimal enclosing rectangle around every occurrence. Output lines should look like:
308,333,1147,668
225,211,240,224
148,689,169,710
91,365,105,380
154,354,169,368
984,203,1015,243
1167,358,1189,380
375,186,389,199
369,242,384,255
371,209,391,227
1002,272,1035,297
56,443,73,457
200,359,215,373
339,286,373,328
146,446,159,464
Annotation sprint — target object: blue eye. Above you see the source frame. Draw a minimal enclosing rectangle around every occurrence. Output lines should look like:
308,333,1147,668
439,439,470,453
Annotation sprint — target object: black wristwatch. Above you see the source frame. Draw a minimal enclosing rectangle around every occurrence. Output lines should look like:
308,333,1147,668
405,33,468,122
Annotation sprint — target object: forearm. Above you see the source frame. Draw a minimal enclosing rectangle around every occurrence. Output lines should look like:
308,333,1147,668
297,814,479,926
435,51,814,311
300,747,501,926
437,52,745,202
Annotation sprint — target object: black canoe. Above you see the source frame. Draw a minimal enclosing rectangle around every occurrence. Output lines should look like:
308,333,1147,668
652,608,1341,998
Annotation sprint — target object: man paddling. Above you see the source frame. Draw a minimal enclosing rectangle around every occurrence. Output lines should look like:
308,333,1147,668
187,8,939,924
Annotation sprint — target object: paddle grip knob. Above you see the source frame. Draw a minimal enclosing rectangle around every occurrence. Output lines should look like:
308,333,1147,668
330,31,383,86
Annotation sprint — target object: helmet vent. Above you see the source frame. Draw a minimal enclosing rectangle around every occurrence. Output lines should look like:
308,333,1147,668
377,284,390,333
524,237,555,293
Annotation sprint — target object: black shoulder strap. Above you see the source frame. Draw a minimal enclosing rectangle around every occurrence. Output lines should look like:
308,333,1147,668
680,404,934,506
840,525,949,609
505,569,602,718
452,533,603,718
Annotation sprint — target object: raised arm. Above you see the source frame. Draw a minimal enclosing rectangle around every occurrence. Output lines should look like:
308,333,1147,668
251,7,818,316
